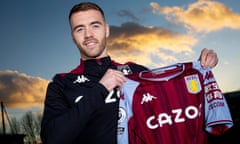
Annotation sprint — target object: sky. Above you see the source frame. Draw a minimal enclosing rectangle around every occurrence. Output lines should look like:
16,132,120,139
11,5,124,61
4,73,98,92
0,0,240,122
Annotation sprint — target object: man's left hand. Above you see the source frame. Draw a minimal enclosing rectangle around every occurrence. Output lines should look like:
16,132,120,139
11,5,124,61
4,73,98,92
199,48,218,69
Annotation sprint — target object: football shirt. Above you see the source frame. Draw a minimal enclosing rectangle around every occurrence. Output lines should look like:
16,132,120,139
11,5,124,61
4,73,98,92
117,61,233,144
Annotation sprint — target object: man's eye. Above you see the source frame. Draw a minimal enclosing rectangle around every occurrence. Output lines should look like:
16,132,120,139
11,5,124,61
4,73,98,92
92,24,100,29
76,28,83,32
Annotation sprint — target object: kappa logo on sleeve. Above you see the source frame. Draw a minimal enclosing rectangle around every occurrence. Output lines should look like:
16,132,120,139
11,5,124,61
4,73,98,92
205,71,214,80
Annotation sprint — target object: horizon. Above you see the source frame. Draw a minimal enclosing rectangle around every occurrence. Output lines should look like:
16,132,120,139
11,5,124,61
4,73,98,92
0,0,240,123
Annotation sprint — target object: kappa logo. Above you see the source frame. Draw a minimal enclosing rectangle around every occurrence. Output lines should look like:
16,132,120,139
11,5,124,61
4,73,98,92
141,93,157,104
73,75,89,84
205,71,214,80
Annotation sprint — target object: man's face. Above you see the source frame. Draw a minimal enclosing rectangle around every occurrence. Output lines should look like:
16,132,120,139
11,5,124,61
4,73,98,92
70,9,109,60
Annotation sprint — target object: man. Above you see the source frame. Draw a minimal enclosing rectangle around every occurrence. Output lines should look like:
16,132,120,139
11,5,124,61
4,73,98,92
40,2,218,144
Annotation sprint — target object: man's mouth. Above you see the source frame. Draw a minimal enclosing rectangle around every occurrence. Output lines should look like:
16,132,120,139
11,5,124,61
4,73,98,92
84,39,98,48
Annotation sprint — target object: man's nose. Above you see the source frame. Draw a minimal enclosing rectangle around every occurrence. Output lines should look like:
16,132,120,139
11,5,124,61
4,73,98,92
84,27,93,38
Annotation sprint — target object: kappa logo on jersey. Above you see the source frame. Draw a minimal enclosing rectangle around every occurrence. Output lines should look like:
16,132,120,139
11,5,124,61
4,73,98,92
184,74,202,94
73,75,89,84
141,93,157,104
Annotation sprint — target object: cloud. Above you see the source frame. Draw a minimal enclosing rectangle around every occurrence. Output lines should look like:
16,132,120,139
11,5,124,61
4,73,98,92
117,10,140,22
150,0,240,33
0,70,49,109
108,22,197,67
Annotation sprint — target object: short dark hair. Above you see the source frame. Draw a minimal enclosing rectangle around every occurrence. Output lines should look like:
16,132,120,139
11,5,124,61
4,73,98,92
69,2,105,21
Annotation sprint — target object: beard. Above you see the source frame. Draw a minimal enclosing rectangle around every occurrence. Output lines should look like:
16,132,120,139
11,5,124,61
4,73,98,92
77,36,108,60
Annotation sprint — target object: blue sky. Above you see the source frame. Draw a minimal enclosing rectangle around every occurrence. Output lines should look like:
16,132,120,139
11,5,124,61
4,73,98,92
0,0,240,120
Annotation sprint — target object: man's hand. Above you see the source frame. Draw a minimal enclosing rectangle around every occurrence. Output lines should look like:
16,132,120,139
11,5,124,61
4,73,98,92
99,69,126,92
199,48,218,69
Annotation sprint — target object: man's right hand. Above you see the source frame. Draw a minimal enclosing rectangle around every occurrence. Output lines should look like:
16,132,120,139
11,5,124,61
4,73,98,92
99,69,126,92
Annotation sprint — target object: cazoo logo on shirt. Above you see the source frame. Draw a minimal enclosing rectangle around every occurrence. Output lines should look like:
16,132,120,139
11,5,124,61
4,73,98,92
146,105,200,129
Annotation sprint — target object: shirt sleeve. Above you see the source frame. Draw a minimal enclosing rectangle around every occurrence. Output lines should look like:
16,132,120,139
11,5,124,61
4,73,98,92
193,61,234,135
40,74,109,144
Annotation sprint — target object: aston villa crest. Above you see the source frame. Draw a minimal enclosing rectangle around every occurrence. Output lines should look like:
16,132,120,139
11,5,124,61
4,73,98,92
184,74,202,94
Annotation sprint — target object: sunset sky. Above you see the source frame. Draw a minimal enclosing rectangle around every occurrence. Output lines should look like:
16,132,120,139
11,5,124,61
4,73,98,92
0,0,240,121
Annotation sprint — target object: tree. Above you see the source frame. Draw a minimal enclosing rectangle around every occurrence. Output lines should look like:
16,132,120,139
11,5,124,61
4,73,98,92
21,111,42,143
10,117,21,134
